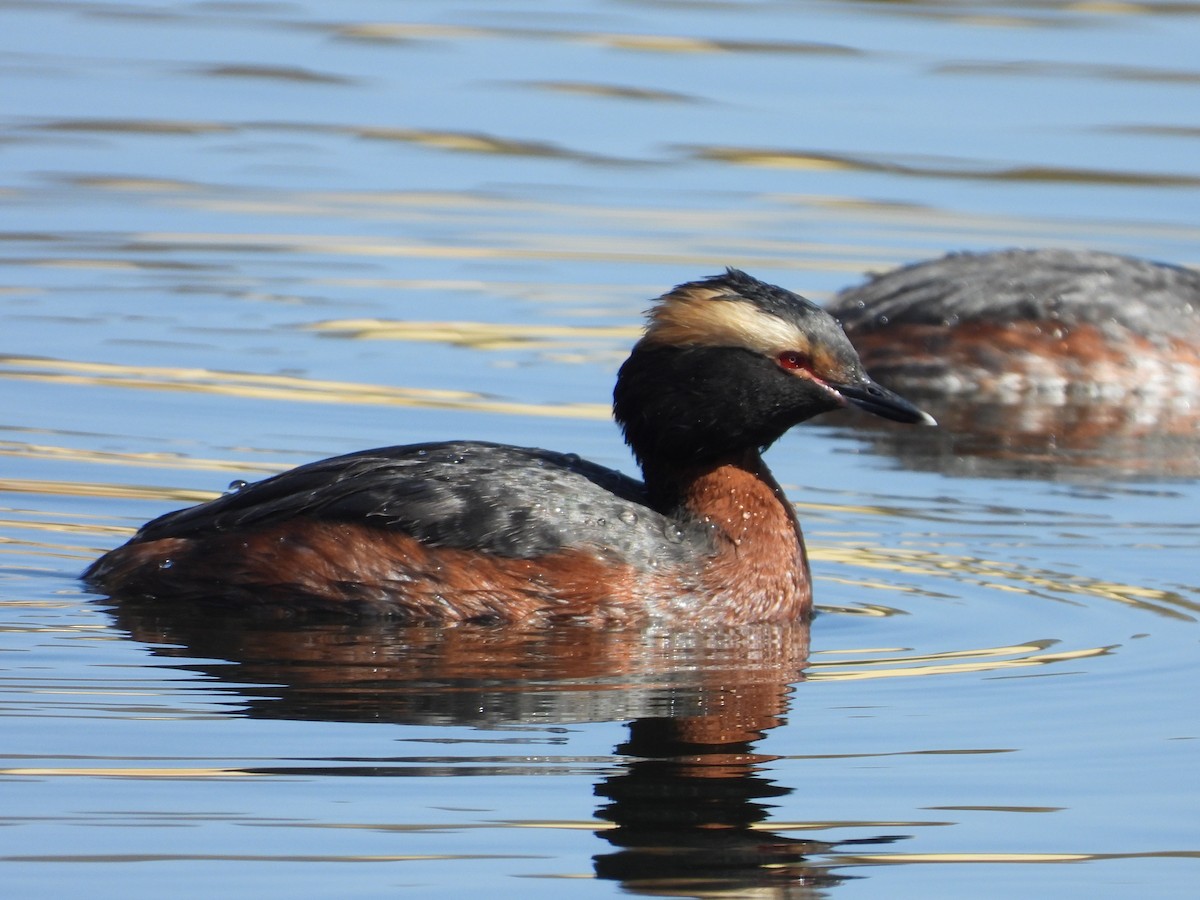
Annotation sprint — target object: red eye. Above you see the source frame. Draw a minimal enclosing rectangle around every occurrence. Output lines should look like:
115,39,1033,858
777,351,809,371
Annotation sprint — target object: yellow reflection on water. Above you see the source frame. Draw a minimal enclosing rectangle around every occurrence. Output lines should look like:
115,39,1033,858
354,126,590,161
694,145,1200,187
807,640,1113,682
815,544,1198,621
523,81,698,103
0,766,256,778
0,478,214,505
46,179,1198,280
306,318,638,349
0,355,610,420
0,440,280,475
333,21,856,57
834,849,1200,865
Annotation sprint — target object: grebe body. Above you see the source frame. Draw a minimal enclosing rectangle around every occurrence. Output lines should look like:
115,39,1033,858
830,249,1200,399
84,269,932,625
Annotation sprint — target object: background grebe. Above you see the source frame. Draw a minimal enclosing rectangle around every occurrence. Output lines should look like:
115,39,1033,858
829,248,1200,401
83,269,933,625
825,248,1200,478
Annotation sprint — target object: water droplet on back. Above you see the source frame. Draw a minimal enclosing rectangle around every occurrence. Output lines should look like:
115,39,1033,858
225,479,248,494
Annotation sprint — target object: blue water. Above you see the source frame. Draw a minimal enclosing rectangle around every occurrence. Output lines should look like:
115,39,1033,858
2,1,1199,898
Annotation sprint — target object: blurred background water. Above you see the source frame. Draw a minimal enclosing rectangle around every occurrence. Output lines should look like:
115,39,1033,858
2,1,1198,898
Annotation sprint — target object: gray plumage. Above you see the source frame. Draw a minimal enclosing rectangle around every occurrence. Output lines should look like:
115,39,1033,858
830,249,1200,347
131,441,712,567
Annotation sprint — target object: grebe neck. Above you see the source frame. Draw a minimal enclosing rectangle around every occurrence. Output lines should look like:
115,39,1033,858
643,449,798,534
645,448,812,621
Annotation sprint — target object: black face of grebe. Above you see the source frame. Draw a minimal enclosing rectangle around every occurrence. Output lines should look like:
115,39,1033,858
614,268,932,482
84,269,933,626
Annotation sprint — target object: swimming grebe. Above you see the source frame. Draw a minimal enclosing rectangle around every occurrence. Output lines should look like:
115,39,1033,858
829,248,1200,400
84,269,933,625
825,249,1200,480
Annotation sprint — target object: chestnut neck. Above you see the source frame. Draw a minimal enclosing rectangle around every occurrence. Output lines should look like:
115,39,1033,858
644,449,796,533
645,449,812,621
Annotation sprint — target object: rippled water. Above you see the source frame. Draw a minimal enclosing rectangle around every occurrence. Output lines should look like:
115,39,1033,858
3,2,1199,898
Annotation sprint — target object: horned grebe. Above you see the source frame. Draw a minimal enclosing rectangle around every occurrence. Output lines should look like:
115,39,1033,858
830,248,1200,400
84,269,933,625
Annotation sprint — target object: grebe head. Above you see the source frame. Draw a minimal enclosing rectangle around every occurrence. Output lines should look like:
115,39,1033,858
614,268,934,471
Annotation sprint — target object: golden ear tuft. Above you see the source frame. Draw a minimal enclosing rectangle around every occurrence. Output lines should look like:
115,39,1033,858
643,284,806,356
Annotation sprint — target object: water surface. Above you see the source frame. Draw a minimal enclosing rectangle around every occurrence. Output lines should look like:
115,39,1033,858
2,2,1199,898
